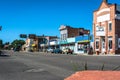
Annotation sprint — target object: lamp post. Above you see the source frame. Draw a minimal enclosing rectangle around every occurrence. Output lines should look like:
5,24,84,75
42,34,47,52
87,30,90,54
0,26,2,31
0,26,2,54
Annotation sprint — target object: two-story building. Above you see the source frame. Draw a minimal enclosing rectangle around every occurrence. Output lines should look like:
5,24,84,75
59,25,91,53
93,0,120,55
40,36,59,52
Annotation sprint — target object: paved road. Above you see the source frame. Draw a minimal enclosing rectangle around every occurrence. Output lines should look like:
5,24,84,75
0,50,120,80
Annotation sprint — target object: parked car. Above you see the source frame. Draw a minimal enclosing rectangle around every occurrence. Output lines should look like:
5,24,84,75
14,47,20,52
52,48,62,54
62,48,73,54
46,48,54,53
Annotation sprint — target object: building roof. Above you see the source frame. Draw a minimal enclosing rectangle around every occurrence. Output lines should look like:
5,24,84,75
94,0,116,12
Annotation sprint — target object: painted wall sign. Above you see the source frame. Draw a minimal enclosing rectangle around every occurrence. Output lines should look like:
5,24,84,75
96,26,105,36
97,14,110,22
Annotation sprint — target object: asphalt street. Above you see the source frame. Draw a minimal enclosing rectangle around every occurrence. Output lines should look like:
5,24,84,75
0,50,120,80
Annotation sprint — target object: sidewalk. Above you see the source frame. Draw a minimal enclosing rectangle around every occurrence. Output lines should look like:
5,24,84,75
65,70,120,80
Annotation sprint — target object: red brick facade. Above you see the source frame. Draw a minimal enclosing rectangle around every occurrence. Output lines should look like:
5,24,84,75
93,0,120,54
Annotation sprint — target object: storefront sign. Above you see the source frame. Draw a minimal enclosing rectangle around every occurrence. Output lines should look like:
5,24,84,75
96,26,105,36
97,14,110,22
60,41,68,44
50,41,57,45
67,38,75,43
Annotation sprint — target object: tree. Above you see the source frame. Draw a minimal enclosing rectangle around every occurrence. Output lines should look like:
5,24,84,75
11,39,25,48
4,42,10,45
0,39,3,49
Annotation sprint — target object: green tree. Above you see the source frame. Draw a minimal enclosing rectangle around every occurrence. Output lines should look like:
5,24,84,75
4,42,10,45
11,39,25,48
0,39,3,49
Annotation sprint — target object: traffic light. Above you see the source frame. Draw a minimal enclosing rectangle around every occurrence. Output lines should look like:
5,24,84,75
20,34,27,38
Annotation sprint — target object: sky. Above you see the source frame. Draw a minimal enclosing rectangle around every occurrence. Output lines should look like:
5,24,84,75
0,0,120,43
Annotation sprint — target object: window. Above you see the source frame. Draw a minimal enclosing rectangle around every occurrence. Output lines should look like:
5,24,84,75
61,34,67,41
61,34,63,41
109,23,112,31
108,40,112,49
63,34,65,40
96,41,99,49
65,34,67,40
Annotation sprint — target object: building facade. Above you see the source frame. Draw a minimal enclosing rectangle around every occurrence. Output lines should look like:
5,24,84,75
59,25,80,51
93,0,120,54
59,25,91,53
40,36,59,52
75,35,93,54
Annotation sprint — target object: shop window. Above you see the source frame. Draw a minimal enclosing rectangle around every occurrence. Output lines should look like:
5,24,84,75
62,34,67,41
108,40,112,49
96,41,99,49
78,44,84,51
108,23,112,31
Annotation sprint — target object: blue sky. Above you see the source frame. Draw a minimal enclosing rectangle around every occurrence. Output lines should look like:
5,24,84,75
0,0,120,43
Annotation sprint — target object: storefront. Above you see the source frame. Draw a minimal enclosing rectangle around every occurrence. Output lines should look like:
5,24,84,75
60,37,75,51
93,0,120,54
49,40,60,49
75,36,91,54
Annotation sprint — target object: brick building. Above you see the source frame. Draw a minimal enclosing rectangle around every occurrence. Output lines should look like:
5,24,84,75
93,0,120,54
59,25,90,52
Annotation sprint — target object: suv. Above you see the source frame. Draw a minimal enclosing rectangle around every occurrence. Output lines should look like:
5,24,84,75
62,48,73,54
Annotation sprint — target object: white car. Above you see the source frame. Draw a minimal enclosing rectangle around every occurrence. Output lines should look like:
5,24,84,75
46,48,53,53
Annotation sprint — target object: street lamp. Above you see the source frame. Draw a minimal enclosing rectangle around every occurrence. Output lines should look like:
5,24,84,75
0,22,1,29
42,34,46,52
87,30,90,54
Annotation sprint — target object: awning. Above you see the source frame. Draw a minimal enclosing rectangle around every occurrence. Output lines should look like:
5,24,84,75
77,40,90,43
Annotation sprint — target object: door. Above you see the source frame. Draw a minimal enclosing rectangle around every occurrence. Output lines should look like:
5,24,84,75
101,38,105,53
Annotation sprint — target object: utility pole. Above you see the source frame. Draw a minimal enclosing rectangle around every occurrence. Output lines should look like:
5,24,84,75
0,26,2,55
0,26,2,31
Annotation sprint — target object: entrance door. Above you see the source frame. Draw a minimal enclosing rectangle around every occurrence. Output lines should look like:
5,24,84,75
101,37,105,53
